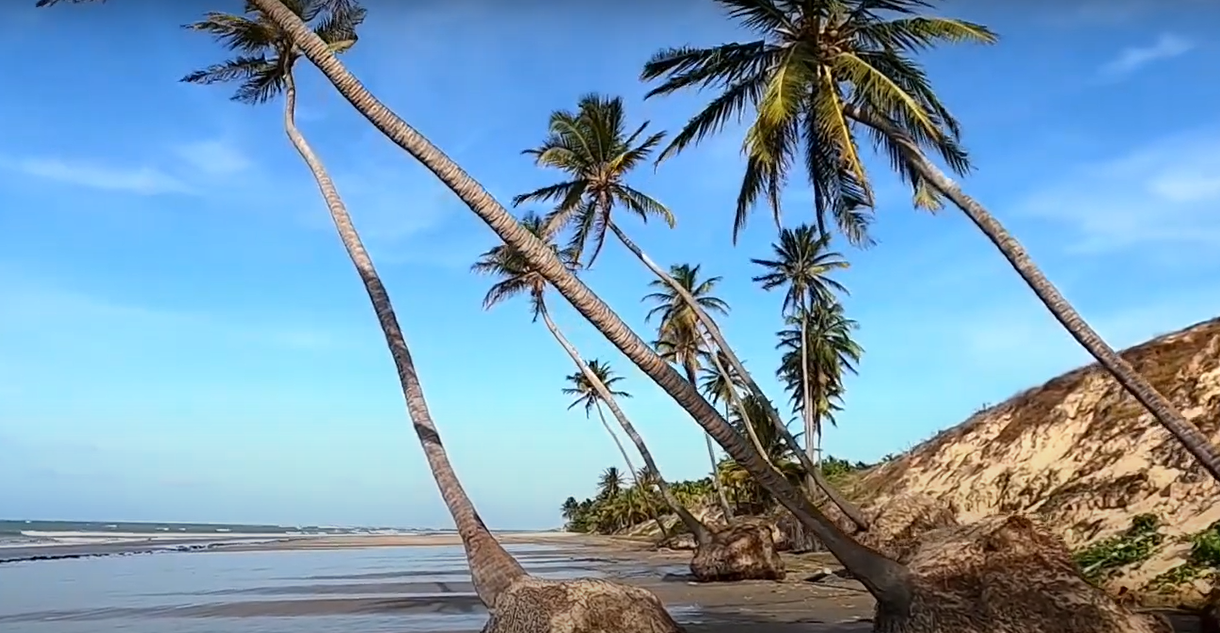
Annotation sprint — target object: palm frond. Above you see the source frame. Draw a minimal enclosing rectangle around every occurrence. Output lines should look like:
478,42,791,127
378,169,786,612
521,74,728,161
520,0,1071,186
613,185,675,228
713,0,797,34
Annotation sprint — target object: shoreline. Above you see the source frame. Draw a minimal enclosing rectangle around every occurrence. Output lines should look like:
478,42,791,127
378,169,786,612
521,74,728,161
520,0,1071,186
0,531,586,564
0,532,1203,632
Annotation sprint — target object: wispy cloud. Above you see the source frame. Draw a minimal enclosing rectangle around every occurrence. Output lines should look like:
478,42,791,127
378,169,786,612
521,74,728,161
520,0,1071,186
1016,125,1220,253
173,138,252,177
0,137,252,196
0,275,342,352
1099,34,1195,78
2,156,191,195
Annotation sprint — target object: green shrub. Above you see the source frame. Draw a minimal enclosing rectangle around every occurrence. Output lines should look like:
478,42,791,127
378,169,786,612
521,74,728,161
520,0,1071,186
1073,514,1164,582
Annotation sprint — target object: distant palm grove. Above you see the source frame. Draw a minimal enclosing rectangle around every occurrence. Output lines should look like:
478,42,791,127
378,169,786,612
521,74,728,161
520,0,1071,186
35,0,1220,630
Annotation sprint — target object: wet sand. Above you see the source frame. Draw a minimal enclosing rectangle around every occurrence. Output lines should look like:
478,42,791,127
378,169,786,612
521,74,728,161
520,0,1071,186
211,533,877,632
224,533,1203,633
2,532,1202,633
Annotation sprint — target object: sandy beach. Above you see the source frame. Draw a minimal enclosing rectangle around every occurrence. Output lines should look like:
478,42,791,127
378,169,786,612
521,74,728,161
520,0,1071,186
214,532,878,632
0,531,1202,633
218,532,1202,633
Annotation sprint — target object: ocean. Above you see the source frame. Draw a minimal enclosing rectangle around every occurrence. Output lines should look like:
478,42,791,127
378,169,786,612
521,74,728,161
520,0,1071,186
0,519,461,563
0,519,437,547
0,520,698,633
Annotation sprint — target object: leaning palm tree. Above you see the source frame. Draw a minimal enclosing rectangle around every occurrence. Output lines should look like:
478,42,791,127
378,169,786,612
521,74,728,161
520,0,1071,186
776,300,863,464
468,213,777,580
516,89,864,526
644,263,735,520
513,93,673,270
159,0,543,613
195,7,1177,631
640,0,1220,481
751,225,849,489
470,212,683,540
559,358,712,544
562,359,670,538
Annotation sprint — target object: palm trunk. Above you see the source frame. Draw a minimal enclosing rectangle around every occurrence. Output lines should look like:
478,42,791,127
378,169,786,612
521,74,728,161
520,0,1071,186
686,363,734,521
540,303,709,545
798,301,818,498
592,400,670,540
845,104,1220,484
281,68,524,608
261,7,910,608
705,344,775,467
537,295,669,538
607,222,870,531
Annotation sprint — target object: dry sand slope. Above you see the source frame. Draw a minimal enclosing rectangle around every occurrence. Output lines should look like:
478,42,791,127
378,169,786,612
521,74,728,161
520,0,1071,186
850,317,1220,602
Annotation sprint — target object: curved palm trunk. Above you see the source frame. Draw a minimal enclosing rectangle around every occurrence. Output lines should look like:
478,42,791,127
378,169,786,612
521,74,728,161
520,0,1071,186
281,69,525,608
607,222,870,531
540,303,708,544
846,104,1220,484
798,301,819,497
684,363,734,521
258,4,910,609
592,401,671,540
705,345,774,467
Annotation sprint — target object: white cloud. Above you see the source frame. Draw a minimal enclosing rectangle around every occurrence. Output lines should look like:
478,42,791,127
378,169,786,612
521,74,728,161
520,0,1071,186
1016,126,1220,253
0,276,340,352
1046,0,1156,27
173,139,251,177
5,156,191,195
0,137,252,196
1099,34,1195,78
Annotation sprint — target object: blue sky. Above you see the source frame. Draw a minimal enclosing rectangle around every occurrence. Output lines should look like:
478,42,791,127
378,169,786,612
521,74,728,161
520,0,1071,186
1,0,1219,530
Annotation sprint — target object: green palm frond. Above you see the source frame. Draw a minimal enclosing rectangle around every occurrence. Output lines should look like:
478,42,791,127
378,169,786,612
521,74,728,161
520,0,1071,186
470,211,574,320
518,94,671,268
641,0,996,245
751,224,850,314
562,359,632,414
776,300,863,422
179,0,364,105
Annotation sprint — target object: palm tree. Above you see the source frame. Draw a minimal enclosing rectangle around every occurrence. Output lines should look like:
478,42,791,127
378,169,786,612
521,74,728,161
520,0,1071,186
776,300,863,465
640,0,1220,481
511,95,766,450
721,394,806,511
513,84,867,528
560,496,580,521
471,213,671,539
513,93,673,269
643,263,735,520
562,360,641,481
179,0,533,608
226,4,943,619
561,359,703,541
751,225,849,491
597,466,626,500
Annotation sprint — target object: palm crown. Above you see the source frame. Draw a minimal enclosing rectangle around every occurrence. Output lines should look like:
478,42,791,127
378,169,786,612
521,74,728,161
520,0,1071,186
562,359,631,415
470,211,578,319
640,0,996,243
643,264,731,374
181,0,365,104
513,94,674,267
776,300,862,421
751,224,849,315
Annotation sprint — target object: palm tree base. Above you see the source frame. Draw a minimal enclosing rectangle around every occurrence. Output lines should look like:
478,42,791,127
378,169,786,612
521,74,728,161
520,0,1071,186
689,522,786,583
871,515,1170,633
856,494,959,561
481,576,683,632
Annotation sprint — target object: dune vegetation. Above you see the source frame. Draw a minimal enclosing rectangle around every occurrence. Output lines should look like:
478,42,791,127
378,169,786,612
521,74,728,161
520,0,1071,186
37,0,1220,631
